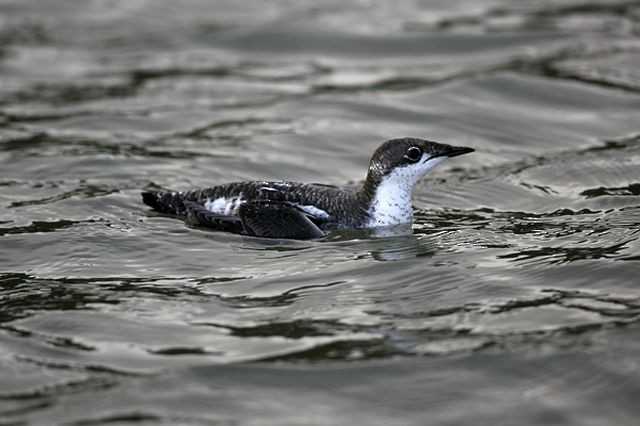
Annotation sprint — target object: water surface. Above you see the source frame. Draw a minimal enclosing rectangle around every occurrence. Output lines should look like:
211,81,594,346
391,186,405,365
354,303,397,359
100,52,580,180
1,1,640,425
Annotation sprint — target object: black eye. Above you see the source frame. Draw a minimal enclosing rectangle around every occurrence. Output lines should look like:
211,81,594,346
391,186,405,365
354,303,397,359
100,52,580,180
406,146,422,161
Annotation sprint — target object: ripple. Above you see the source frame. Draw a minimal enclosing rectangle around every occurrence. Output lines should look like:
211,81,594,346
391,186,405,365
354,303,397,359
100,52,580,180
550,51,640,93
0,219,93,235
580,183,640,198
497,237,634,264
0,132,217,160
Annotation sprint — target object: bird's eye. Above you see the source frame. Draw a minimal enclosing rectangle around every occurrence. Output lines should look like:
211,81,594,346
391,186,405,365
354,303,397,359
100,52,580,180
406,146,422,161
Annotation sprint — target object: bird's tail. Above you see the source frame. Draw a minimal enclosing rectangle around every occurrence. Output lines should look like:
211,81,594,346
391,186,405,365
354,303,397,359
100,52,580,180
141,191,188,215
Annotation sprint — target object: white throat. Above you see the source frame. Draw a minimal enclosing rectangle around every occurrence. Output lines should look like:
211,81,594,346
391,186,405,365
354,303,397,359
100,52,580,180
366,156,447,228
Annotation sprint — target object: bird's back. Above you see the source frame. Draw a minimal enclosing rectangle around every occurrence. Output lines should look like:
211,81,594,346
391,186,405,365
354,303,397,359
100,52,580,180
142,181,368,229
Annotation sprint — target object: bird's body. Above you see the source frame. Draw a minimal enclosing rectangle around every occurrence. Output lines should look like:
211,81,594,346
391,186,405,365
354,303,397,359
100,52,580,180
143,180,367,232
142,138,474,239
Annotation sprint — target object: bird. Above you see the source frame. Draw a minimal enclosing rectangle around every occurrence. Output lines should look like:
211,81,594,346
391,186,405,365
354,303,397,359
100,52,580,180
142,137,474,239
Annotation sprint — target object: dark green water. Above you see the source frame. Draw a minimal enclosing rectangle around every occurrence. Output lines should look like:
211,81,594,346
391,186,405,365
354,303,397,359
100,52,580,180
1,1,640,425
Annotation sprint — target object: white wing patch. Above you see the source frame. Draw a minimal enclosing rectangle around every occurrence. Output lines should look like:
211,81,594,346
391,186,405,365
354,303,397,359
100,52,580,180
204,196,244,215
296,204,330,219
203,195,328,219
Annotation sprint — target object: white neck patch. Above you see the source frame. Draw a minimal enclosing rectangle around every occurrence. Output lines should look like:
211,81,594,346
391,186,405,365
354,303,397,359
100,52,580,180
366,155,447,228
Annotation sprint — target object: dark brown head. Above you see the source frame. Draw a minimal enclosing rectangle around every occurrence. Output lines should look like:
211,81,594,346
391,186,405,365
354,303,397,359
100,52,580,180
360,137,475,201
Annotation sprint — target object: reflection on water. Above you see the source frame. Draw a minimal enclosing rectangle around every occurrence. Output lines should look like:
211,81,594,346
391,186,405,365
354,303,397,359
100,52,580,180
1,0,640,425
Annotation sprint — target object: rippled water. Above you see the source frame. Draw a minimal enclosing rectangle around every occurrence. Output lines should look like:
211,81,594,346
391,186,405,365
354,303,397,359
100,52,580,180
1,0,640,424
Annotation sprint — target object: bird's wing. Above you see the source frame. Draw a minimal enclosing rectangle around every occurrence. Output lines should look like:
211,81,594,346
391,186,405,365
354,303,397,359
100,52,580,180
183,202,245,234
238,201,325,240
185,201,325,240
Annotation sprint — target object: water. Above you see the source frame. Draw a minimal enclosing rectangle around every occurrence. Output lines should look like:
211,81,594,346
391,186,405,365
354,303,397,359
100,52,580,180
1,0,639,424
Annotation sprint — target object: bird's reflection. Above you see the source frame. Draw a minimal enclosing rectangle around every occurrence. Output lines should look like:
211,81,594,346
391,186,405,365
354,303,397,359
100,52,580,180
233,223,438,261
328,224,437,261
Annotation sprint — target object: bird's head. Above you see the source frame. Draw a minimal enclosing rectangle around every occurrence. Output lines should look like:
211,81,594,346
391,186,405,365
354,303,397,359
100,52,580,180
364,137,475,190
